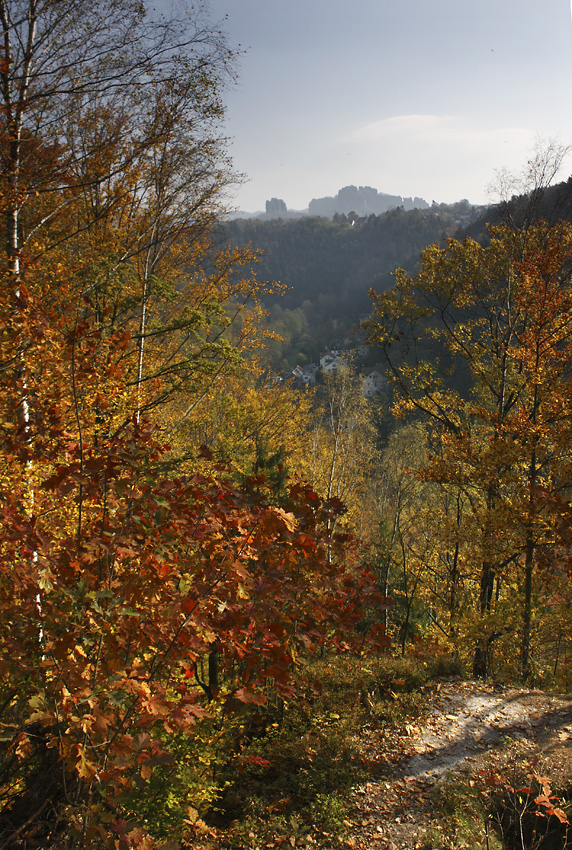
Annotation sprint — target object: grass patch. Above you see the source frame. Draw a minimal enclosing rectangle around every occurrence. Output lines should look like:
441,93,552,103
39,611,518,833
421,768,503,850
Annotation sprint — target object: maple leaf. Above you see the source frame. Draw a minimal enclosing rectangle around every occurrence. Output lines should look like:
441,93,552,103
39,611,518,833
233,687,268,706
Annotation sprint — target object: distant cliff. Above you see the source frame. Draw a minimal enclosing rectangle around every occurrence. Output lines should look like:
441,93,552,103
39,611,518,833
309,185,429,218
266,198,287,215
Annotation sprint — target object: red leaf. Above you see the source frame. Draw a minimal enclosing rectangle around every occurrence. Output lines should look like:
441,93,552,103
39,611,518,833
234,687,267,705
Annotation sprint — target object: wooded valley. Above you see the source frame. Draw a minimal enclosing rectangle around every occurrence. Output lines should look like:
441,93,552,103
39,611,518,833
1,1,572,848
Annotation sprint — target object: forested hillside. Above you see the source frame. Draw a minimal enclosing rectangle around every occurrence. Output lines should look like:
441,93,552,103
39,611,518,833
465,174,572,237
220,201,480,370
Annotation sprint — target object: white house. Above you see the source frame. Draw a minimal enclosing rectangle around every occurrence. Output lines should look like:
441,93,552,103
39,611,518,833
319,351,340,373
361,368,386,397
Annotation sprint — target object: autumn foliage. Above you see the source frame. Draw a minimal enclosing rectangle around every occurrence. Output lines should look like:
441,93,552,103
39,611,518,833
0,236,388,850
369,220,572,680
0,2,389,846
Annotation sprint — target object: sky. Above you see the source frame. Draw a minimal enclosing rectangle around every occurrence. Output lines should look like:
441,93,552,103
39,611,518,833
208,0,572,213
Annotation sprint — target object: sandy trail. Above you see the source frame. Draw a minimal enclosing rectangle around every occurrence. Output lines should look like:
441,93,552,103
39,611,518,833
348,680,572,850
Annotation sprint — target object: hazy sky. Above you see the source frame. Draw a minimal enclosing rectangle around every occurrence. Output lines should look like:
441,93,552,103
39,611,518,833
208,0,572,212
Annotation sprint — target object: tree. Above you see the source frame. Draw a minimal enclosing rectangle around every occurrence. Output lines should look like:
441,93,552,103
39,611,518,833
0,0,235,271
308,359,380,539
0,5,390,846
178,363,314,486
489,138,570,231
0,0,277,456
368,221,572,679
0,277,386,847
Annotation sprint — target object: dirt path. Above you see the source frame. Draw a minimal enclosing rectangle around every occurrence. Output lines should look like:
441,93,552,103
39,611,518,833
347,680,572,850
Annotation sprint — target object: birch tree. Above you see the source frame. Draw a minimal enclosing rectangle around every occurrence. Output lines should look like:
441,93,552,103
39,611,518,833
0,0,234,271
309,359,380,538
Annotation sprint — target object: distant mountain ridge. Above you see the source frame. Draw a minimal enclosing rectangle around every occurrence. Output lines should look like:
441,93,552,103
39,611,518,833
228,184,431,220
308,185,429,217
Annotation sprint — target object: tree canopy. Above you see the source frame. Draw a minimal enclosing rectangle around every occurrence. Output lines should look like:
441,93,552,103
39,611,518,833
368,221,572,679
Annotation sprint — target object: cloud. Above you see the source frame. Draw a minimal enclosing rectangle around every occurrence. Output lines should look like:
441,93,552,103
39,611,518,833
350,114,446,141
329,114,542,205
348,114,535,153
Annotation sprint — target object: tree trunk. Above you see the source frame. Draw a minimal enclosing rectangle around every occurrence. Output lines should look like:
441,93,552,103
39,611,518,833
521,535,534,681
208,646,219,697
473,558,495,678
521,401,538,682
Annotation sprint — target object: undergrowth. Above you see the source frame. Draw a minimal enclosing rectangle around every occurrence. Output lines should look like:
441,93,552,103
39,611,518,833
422,743,572,850
421,768,503,850
211,653,434,849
